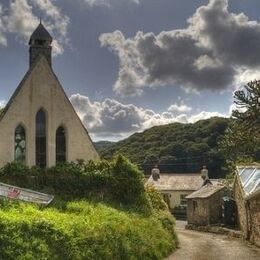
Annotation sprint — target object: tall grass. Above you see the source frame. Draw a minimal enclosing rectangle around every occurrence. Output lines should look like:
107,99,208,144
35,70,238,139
0,200,178,260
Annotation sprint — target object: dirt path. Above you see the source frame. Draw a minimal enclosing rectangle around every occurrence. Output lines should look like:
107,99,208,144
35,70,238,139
167,221,260,260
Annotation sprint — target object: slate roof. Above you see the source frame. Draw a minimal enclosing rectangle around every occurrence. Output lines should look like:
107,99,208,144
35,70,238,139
29,22,52,44
186,183,225,199
237,165,260,200
147,173,204,191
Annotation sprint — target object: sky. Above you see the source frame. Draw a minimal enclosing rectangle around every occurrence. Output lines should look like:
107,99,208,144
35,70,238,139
0,0,260,141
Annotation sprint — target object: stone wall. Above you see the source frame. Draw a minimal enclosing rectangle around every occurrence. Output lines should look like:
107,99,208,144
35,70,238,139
234,177,248,237
187,199,209,225
248,194,260,247
208,188,226,224
234,176,260,247
187,188,227,226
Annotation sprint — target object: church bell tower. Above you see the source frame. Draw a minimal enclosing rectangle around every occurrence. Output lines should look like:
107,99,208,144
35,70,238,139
29,21,53,68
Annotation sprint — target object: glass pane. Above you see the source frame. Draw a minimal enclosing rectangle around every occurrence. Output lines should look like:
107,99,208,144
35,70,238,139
244,169,260,194
15,125,26,163
36,109,46,168
56,126,66,163
240,168,255,184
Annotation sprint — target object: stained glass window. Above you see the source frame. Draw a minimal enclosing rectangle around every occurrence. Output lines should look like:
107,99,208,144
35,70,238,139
15,125,26,163
56,126,66,163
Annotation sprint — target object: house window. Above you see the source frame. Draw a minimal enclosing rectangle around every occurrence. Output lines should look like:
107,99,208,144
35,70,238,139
36,109,46,168
15,125,26,163
56,126,66,163
180,194,188,206
193,200,198,211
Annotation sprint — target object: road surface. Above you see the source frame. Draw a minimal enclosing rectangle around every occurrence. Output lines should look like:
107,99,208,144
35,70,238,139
167,221,260,260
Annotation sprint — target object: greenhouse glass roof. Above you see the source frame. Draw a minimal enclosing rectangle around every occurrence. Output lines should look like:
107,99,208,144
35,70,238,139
237,166,260,198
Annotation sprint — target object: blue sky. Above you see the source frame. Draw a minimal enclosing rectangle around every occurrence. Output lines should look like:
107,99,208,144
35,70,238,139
0,0,260,141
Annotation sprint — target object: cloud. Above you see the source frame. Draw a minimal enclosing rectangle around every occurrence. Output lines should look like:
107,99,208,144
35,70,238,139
2,0,69,56
0,100,6,108
100,0,260,96
168,103,192,113
0,5,7,46
70,93,227,140
81,0,142,8
5,0,38,41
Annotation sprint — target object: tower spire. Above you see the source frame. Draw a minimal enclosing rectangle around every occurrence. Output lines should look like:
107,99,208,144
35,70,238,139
29,22,53,68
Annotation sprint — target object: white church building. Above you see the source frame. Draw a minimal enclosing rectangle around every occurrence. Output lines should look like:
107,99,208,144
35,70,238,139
0,22,99,168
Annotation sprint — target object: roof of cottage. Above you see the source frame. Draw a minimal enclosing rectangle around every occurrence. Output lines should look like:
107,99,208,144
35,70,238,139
236,165,260,200
186,183,225,199
147,173,204,191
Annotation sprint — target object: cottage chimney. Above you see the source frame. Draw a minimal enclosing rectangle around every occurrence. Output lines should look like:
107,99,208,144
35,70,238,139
201,165,209,180
151,165,160,181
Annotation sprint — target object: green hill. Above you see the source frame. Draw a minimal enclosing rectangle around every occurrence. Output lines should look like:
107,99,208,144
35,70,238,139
94,140,115,150
99,117,230,178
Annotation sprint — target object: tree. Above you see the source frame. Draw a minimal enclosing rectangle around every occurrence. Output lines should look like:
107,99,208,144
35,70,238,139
219,81,260,174
232,80,260,132
0,107,4,116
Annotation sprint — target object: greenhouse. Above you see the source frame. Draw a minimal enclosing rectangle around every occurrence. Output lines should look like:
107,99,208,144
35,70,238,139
237,166,260,198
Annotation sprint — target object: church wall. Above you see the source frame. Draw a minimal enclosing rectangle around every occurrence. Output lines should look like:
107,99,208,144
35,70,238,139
0,57,99,168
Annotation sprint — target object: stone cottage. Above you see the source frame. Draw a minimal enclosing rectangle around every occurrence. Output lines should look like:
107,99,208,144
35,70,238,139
0,22,99,168
234,165,260,247
147,173,204,217
186,181,227,226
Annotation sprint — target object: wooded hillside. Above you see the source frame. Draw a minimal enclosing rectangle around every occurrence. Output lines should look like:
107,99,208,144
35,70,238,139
98,117,230,178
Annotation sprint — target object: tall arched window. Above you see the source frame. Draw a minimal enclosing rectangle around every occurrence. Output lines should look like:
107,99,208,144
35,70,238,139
56,126,66,163
15,125,26,163
36,109,46,167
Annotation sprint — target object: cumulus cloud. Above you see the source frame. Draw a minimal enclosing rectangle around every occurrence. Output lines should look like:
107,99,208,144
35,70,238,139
100,0,260,96
0,5,7,46
5,0,38,41
168,103,192,113
70,93,227,140
1,0,69,56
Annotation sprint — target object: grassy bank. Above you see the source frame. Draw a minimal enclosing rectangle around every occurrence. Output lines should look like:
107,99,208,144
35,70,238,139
0,200,178,259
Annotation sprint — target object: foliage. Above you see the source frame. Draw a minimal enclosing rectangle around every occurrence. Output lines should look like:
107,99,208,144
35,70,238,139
0,107,4,116
145,186,168,211
109,155,146,205
232,80,260,131
219,81,260,177
0,200,178,260
98,117,230,177
0,156,151,211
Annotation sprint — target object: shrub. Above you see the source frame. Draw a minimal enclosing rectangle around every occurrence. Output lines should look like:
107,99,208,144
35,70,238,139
0,156,154,211
109,155,146,205
145,186,168,211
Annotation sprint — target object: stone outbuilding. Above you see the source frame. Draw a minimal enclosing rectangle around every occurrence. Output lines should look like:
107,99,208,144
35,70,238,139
147,173,204,217
0,22,99,168
234,165,260,247
186,182,227,226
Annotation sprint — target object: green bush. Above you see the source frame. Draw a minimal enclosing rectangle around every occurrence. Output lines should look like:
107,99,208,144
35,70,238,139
0,201,178,259
145,186,168,211
109,155,146,205
0,156,153,211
